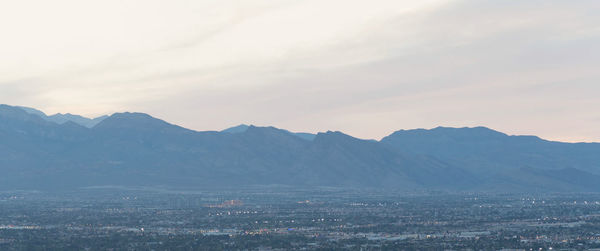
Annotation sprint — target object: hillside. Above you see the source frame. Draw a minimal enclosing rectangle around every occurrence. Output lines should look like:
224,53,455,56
0,104,598,192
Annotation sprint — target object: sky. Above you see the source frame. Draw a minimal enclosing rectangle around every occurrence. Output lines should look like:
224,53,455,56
1,0,599,142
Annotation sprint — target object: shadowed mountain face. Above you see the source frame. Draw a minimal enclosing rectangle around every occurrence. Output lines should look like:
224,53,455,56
1,104,599,192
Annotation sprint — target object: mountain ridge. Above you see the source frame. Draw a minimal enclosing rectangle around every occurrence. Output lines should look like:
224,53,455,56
18,106,107,128
1,104,598,192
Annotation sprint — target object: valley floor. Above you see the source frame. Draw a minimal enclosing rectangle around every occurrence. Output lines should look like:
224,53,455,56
0,188,599,250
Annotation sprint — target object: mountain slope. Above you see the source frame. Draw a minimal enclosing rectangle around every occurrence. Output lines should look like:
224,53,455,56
1,104,599,192
381,126,600,175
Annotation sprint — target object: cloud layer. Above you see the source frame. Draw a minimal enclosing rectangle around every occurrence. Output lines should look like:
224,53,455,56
1,0,599,142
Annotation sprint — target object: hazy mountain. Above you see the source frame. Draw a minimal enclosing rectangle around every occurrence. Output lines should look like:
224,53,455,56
223,124,316,141
18,106,107,128
1,104,599,191
47,113,108,128
222,124,250,133
381,126,600,175
293,132,317,141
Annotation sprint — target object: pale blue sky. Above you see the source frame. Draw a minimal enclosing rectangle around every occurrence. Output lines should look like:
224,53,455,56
1,0,599,142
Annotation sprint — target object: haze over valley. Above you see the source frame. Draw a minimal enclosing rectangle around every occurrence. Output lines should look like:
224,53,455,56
2,1,599,249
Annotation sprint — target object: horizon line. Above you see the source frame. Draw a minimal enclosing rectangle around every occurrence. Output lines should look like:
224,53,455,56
5,104,599,145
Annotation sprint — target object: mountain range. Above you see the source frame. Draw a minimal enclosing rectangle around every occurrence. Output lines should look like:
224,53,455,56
18,106,108,128
0,104,598,192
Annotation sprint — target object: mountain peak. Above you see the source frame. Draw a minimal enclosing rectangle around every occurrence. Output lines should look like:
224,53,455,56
385,126,507,141
94,112,183,131
314,130,361,143
222,124,250,134
0,104,48,124
223,124,316,141
16,106,48,117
